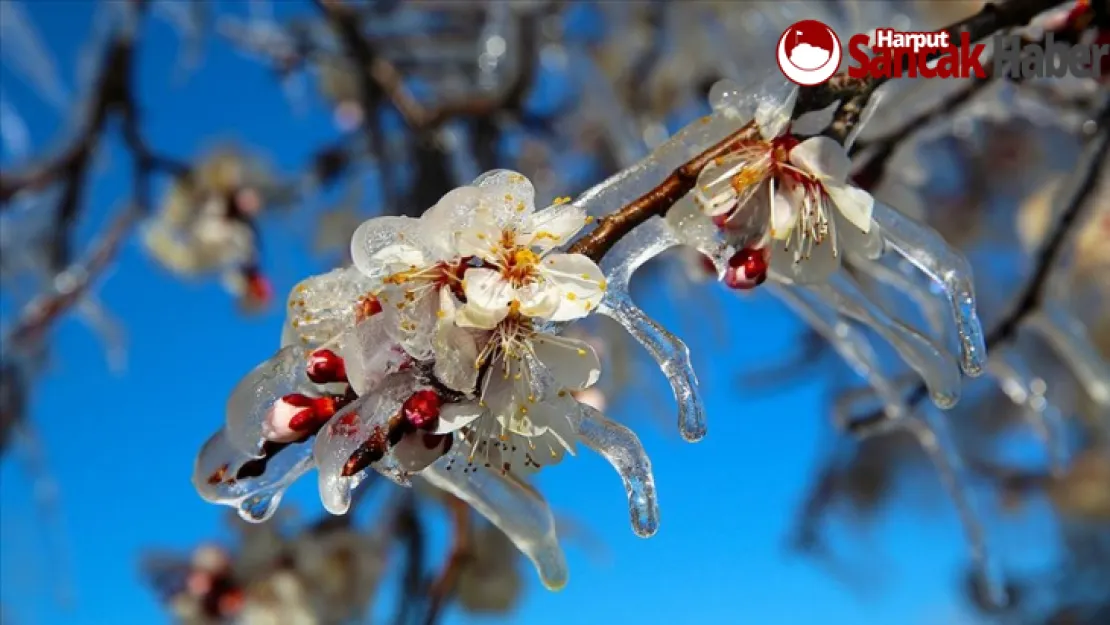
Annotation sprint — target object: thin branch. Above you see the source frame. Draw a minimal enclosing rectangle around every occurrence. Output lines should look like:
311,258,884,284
566,0,1065,263
820,0,1069,143
5,207,140,349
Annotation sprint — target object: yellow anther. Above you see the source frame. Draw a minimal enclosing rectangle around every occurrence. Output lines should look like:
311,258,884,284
577,348,586,356
584,216,595,224
566,292,577,301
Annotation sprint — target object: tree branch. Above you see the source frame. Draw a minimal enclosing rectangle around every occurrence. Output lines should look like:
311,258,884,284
566,0,1066,264
847,99,1110,436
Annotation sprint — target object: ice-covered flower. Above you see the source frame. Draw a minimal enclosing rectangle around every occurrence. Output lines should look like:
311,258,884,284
430,313,602,474
453,173,607,328
694,87,876,285
196,169,661,591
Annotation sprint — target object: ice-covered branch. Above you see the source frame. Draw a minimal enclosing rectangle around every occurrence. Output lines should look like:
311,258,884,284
566,0,1070,265
847,99,1110,433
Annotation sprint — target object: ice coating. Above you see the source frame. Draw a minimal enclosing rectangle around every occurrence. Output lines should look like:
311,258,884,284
313,380,411,516
350,216,432,283
571,109,752,220
422,455,569,590
664,198,736,275
1025,303,1110,407
599,217,681,289
598,288,706,441
802,272,962,409
871,200,987,378
192,429,313,523
223,344,312,458
573,404,659,538
850,255,950,342
336,315,411,397
770,284,907,420
987,348,1069,474
284,266,376,349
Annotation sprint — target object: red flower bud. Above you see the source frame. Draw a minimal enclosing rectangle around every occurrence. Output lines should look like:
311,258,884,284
723,247,769,290
402,390,441,430
306,349,347,384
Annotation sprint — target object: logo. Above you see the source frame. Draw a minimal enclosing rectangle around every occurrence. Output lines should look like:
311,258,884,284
845,29,1108,81
776,20,842,86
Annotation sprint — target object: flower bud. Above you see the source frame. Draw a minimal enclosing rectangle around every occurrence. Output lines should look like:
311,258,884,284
723,247,769,290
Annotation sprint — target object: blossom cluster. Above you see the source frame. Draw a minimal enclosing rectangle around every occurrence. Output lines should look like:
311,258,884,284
194,170,659,589
193,76,1012,595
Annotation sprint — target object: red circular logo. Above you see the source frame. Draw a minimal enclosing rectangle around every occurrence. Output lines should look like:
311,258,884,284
776,20,842,86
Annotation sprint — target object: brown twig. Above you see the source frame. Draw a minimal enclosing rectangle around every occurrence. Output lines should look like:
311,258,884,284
566,0,1066,263
567,123,760,262
5,208,140,349
421,495,472,625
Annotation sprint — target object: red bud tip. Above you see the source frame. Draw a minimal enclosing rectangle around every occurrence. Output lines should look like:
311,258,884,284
402,390,441,430
723,247,769,290
306,349,347,384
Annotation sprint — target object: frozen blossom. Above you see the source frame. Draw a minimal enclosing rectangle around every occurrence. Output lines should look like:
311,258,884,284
194,170,659,588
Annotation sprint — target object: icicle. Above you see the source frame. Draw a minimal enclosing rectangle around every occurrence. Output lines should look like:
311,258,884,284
801,271,962,409
573,404,659,538
599,217,681,290
422,455,569,590
848,255,950,341
192,430,313,523
313,378,413,516
770,283,907,421
871,200,987,377
598,288,706,442
986,348,1069,474
1025,302,1110,408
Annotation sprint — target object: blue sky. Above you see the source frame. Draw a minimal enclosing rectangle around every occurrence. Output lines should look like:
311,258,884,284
0,3,993,624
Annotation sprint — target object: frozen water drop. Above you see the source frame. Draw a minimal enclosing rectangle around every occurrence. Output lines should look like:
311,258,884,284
574,404,659,537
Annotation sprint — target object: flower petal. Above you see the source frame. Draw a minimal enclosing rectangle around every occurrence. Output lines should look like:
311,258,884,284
472,170,536,229
769,232,840,285
825,182,874,234
519,202,586,250
284,266,375,348
336,315,412,397
433,316,480,394
789,136,852,184
455,224,503,262
381,285,438,360
531,334,601,391
350,216,432,282
527,393,579,454
516,281,560,320
392,431,452,473
458,267,515,329
536,253,606,322
769,178,800,241
432,401,485,434
421,185,483,252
